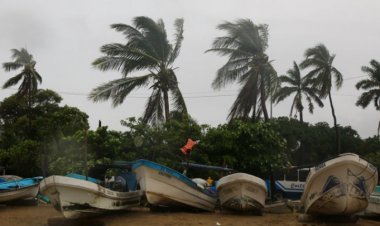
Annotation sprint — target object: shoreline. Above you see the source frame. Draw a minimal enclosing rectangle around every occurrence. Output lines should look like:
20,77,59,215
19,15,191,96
1,204,379,226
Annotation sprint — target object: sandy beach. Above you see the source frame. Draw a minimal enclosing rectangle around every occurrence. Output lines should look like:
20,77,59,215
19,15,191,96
1,204,379,226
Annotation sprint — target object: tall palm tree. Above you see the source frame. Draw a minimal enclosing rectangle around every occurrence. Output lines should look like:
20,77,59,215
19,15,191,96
207,19,277,122
89,17,187,124
355,59,380,138
355,59,380,110
2,48,42,97
2,48,42,136
300,44,343,153
274,61,323,123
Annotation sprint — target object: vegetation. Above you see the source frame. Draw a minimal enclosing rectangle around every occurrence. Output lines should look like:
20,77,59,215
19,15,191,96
90,16,187,124
207,19,277,122
300,44,343,154
273,62,323,123
2,48,43,137
0,18,379,183
356,59,380,110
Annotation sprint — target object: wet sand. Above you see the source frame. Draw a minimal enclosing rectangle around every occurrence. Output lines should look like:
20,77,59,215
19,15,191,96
0,204,379,226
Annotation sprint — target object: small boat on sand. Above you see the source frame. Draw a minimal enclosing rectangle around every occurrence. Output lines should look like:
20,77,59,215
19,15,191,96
217,173,267,212
300,153,378,216
0,176,42,203
132,159,217,211
39,173,142,219
364,185,380,216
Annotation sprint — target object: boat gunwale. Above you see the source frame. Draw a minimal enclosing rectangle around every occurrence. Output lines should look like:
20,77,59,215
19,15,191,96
40,175,142,200
133,159,217,197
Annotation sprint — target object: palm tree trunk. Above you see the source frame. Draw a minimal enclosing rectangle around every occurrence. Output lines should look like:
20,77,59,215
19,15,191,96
27,81,32,139
251,102,257,122
260,78,269,121
299,108,304,123
163,90,170,122
328,91,340,154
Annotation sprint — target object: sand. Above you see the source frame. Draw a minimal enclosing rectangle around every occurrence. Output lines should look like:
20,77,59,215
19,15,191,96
0,204,379,226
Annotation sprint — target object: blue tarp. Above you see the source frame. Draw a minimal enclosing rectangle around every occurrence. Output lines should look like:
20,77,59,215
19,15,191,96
65,173,101,184
0,176,42,190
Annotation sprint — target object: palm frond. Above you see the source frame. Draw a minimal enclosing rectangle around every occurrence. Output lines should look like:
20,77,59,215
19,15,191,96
143,88,164,124
169,83,187,114
356,90,377,108
89,75,151,107
212,59,250,89
111,23,144,40
273,86,298,103
331,67,343,89
2,62,23,72
133,16,170,61
167,18,184,65
227,73,259,120
2,72,24,88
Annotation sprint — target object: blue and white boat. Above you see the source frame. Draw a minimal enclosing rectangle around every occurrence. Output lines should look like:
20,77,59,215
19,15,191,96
0,176,43,203
365,185,380,215
300,153,378,216
39,172,142,219
132,159,217,211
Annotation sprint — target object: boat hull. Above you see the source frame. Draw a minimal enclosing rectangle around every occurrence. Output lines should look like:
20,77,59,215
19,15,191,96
0,183,39,203
217,173,267,211
132,160,217,211
365,186,380,215
301,153,378,216
39,175,142,219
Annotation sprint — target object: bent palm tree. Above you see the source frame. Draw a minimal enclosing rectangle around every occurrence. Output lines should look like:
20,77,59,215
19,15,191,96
90,17,187,124
2,48,42,137
273,61,323,123
300,44,343,153
207,19,277,122
2,48,42,97
356,59,380,110
356,59,380,138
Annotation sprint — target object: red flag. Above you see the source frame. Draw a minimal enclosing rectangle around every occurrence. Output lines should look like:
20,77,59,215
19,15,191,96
180,138,199,155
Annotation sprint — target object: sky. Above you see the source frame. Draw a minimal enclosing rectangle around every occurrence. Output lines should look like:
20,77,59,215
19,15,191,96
0,0,379,138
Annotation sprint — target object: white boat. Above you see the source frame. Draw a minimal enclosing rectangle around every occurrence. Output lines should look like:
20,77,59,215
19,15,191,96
39,174,142,219
0,176,42,203
132,159,217,211
217,173,267,212
364,185,380,215
300,153,378,215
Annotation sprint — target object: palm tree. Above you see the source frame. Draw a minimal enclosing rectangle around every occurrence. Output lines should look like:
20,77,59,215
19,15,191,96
300,44,343,153
356,59,380,138
355,59,380,110
2,48,42,136
207,19,277,122
2,48,42,97
89,17,187,124
274,61,323,123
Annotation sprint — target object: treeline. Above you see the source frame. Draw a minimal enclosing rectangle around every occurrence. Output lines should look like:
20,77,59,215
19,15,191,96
0,90,378,180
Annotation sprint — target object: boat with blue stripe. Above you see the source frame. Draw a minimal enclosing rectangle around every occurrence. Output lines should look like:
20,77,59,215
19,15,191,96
0,176,43,203
132,159,217,211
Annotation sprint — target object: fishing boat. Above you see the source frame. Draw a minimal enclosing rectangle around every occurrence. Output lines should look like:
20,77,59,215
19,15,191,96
132,159,217,211
364,185,380,216
217,173,267,212
39,173,142,219
300,153,378,216
0,176,42,203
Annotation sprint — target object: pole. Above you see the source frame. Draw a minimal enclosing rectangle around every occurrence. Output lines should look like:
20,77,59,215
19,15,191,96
84,129,88,181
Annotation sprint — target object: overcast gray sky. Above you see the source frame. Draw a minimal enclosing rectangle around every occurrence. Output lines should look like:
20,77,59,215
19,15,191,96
0,0,379,138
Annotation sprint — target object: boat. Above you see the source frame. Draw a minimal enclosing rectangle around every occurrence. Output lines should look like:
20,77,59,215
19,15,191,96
217,173,267,212
39,173,142,219
132,159,217,211
300,153,378,216
364,185,380,216
0,176,43,203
